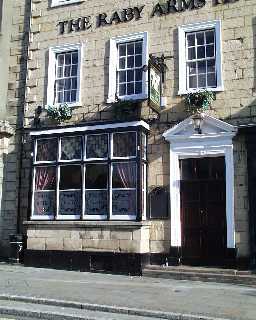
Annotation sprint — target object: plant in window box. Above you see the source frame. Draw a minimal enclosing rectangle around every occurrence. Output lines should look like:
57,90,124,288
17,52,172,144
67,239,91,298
184,90,215,115
45,103,72,123
112,97,142,121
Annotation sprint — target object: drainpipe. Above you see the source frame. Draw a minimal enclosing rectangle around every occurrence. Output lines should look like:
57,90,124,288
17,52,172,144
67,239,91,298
9,0,33,264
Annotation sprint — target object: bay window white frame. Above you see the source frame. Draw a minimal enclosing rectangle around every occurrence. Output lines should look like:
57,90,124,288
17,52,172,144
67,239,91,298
107,32,148,103
178,20,223,95
47,43,83,107
30,121,149,221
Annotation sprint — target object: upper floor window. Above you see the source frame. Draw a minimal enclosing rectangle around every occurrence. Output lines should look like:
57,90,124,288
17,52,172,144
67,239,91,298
108,32,148,103
178,20,223,94
47,43,82,106
51,0,84,7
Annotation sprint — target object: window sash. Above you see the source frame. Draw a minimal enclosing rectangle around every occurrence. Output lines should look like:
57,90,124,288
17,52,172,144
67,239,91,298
178,20,223,94
47,43,82,107
108,32,148,103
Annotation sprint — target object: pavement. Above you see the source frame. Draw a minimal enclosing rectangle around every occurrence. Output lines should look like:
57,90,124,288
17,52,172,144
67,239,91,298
0,263,255,320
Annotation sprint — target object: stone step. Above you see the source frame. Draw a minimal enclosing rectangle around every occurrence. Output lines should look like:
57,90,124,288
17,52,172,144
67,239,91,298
142,265,256,286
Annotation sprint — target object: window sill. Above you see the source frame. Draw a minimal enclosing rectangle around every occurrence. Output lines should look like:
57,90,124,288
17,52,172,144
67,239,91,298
45,102,82,109
107,94,148,104
24,220,150,229
51,0,84,8
178,86,224,96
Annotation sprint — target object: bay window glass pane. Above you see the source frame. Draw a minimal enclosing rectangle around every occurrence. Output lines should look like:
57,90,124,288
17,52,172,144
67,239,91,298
59,165,82,190
85,190,108,215
86,134,108,159
34,191,55,216
61,136,82,160
36,138,57,162
112,190,136,215
113,132,136,157
85,164,108,189
35,167,56,190
59,190,82,215
112,162,136,188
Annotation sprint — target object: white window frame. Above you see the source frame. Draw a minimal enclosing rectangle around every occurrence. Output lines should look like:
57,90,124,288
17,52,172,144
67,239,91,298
47,43,83,107
51,0,84,8
107,32,148,103
178,20,223,95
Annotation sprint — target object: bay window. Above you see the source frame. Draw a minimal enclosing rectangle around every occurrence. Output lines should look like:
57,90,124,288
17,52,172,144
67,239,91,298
31,123,148,221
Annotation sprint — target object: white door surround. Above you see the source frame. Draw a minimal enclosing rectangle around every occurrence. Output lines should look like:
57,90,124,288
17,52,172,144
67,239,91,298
163,114,237,249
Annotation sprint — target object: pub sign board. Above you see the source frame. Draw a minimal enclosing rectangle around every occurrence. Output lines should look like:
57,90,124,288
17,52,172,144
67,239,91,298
148,59,162,113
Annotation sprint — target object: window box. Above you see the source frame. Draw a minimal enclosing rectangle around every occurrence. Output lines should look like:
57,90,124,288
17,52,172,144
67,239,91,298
178,20,223,95
108,32,148,103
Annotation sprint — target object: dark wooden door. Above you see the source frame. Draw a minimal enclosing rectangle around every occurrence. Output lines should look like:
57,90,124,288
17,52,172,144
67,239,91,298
180,157,226,265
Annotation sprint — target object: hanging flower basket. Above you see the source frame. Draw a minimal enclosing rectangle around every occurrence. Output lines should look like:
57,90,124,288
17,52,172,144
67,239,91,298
185,90,215,114
45,103,72,123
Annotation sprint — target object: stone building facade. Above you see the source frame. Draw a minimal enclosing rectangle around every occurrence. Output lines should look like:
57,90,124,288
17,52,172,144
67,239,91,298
11,0,256,272
0,0,30,259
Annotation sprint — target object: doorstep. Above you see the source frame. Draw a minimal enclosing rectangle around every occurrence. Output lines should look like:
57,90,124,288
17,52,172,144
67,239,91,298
142,265,256,286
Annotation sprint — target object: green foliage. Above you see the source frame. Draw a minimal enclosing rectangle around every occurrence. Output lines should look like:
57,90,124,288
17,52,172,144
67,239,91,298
112,99,139,120
185,90,215,114
46,103,72,123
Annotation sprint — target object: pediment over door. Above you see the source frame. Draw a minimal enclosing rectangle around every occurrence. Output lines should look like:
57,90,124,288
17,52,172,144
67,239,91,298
163,114,237,142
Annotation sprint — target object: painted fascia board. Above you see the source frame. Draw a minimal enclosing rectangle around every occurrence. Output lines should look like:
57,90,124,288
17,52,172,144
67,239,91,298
30,120,150,136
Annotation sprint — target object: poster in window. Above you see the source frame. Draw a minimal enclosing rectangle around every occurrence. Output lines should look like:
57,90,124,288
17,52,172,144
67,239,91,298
59,190,82,215
112,190,136,215
34,191,55,216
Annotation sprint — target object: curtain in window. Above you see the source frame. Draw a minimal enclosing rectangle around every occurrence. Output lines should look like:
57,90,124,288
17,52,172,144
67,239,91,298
35,167,56,190
114,163,136,189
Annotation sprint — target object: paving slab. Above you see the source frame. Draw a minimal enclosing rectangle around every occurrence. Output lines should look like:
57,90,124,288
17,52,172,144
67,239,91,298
0,263,255,320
